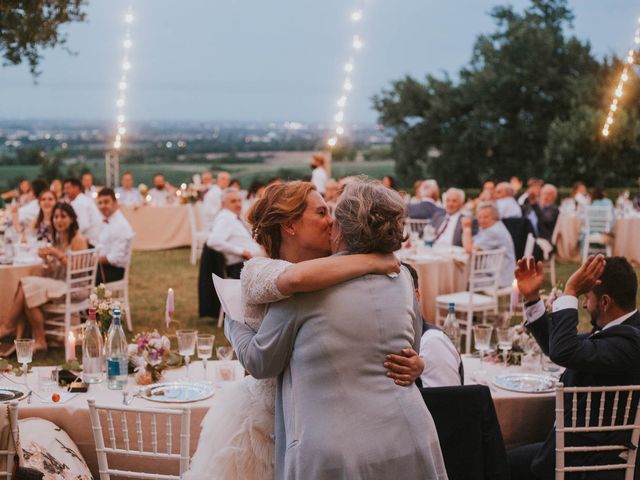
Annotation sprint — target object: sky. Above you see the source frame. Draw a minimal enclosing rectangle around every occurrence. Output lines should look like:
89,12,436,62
0,0,637,124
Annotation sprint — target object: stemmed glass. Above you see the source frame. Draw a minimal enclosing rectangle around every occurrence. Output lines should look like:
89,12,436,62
496,327,515,370
176,329,197,381
473,325,493,375
216,346,235,382
216,346,234,362
197,334,215,381
14,339,34,391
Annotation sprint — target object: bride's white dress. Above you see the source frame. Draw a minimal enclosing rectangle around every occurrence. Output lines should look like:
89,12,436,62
185,257,291,480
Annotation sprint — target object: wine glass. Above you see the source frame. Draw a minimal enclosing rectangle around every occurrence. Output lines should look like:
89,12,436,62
176,329,197,381
216,346,234,362
473,325,493,375
496,327,515,370
14,339,34,389
197,334,215,381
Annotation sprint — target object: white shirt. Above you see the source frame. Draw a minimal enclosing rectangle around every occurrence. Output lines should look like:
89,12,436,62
116,187,143,206
147,188,174,206
17,199,39,224
311,167,328,194
70,193,102,246
206,209,261,265
202,185,222,231
97,209,134,268
496,197,523,218
434,211,461,246
419,329,462,387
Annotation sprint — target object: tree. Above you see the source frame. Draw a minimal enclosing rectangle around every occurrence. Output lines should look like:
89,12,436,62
373,0,628,187
0,0,87,77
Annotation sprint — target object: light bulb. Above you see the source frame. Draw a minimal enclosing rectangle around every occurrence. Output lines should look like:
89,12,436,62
616,88,623,97
336,126,345,135
118,127,127,135
351,10,363,21
328,137,338,147
117,114,125,123
123,60,131,71
607,117,614,125
352,36,363,49
124,39,132,49
611,104,617,112
335,111,344,122
602,129,609,137
343,79,353,91
344,63,354,73
125,13,134,23
116,98,125,107
627,56,634,64
119,81,127,90
622,73,629,82
114,140,121,149
337,96,347,107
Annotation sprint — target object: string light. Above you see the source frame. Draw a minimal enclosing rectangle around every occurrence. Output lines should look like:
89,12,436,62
328,3,366,147
113,4,135,151
602,20,640,138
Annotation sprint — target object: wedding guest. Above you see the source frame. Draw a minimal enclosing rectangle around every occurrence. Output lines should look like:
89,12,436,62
590,186,616,226
206,188,261,279
410,179,425,204
63,177,102,246
432,188,476,247
572,181,589,207
147,174,175,206
81,172,97,197
382,174,398,191
310,154,328,194
1,203,89,353
479,179,496,202
518,178,543,207
201,171,214,190
324,179,340,215
230,179,241,190
509,255,640,480
50,178,63,200
116,172,143,206
408,180,444,220
96,188,134,284
29,189,57,242
495,182,523,218
510,176,523,198
202,171,230,230
523,183,559,241
1,179,33,206
462,201,515,288
17,178,49,224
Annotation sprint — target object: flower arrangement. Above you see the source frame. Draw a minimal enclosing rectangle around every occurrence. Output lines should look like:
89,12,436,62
127,330,171,385
178,185,199,204
89,284,122,336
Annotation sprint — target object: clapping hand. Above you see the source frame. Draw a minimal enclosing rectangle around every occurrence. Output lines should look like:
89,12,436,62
515,257,544,302
564,254,606,298
384,348,424,386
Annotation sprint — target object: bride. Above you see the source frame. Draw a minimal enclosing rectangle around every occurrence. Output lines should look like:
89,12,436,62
186,181,425,479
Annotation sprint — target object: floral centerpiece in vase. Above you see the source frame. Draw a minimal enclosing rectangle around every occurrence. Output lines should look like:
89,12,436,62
128,330,171,385
89,284,123,337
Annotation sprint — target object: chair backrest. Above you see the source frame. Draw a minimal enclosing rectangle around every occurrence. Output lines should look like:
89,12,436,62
585,205,613,234
187,203,199,236
523,233,536,258
404,218,430,237
0,402,18,479
468,248,505,295
121,237,134,282
65,248,98,304
555,383,640,480
87,398,191,480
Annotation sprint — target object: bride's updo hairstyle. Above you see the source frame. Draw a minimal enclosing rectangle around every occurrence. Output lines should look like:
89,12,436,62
334,178,406,254
247,181,317,259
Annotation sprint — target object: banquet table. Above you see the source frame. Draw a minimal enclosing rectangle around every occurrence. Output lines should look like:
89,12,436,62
120,205,197,251
0,262,43,319
554,213,640,264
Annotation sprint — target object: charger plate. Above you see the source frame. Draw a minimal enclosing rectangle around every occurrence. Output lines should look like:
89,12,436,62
0,388,26,402
140,381,214,403
493,374,557,394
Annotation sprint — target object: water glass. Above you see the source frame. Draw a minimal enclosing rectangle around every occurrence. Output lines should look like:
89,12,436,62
496,327,515,369
14,339,34,388
216,346,234,362
473,325,493,374
176,329,197,381
197,334,215,381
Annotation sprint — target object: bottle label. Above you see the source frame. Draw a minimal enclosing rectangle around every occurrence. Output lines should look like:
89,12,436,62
107,358,121,377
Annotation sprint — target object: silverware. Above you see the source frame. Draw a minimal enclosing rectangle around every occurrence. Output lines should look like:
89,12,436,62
122,390,140,406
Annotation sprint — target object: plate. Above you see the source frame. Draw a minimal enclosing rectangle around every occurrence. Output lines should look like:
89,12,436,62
493,374,557,394
140,382,215,403
0,388,26,402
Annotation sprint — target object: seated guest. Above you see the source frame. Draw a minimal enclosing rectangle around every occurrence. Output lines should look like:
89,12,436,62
2,203,89,353
202,171,230,230
523,183,559,241
462,202,515,288
408,180,444,220
510,176,523,199
572,181,589,207
29,189,57,242
147,174,175,206
509,255,640,480
404,263,463,387
116,172,143,206
518,177,543,207
2,179,33,206
81,172,97,197
591,186,616,226
382,174,398,191
432,188,475,247
96,188,134,284
63,177,102,246
479,179,496,202
410,179,425,204
17,178,49,225
200,171,214,191
495,182,522,218
206,188,262,279
50,178,63,200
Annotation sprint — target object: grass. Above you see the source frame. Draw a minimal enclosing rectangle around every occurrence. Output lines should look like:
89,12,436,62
29,250,640,366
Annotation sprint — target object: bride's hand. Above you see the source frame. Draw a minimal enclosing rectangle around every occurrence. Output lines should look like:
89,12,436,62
383,348,424,386
370,253,401,276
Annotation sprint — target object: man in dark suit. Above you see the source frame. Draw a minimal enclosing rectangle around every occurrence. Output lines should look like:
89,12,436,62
522,183,560,241
407,180,444,220
432,187,477,247
509,255,640,479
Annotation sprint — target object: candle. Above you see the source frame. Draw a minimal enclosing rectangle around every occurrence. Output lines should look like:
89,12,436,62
67,331,76,360
165,288,175,328
510,279,520,316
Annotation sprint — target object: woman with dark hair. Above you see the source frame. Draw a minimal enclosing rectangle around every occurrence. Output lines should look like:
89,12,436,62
1,203,88,352
30,189,56,242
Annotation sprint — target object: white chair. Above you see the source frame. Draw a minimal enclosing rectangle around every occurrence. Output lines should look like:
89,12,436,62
404,218,430,238
188,203,208,265
435,248,505,353
582,205,614,261
87,398,191,480
0,401,18,479
104,237,134,331
555,383,640,480
43,249,98,360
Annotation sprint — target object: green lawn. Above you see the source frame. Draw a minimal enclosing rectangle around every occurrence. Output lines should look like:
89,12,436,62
29,250,640,366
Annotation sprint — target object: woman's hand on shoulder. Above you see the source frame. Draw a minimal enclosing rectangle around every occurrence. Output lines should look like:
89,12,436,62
369,253,401,276
383,348,424,386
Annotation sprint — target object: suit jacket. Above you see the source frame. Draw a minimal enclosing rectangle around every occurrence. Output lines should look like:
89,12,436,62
431,213,478,247
407,200,445,220
522,202,559,242
227,266,448,480
527,308,640,479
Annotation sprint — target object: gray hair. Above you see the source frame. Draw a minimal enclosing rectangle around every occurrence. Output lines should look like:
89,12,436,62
477,201,500,220
222,187,240,202
335,178,406,254
445,187,465,203
496,182,514,196
541,183,557,197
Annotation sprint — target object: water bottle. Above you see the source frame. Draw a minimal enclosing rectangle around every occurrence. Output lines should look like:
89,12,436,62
105,307,128,390
3,224,16,263
82,308,104,383
442,303,461,351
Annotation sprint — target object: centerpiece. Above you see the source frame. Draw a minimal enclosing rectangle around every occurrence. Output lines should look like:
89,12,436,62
128,330,171,385
88,284,124,336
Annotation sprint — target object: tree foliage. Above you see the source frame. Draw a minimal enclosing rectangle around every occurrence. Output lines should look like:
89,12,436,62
0,0,86,77
373,0,640,187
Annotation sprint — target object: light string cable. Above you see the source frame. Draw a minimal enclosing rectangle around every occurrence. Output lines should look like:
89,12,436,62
601,18,640,138
327,1,366,147
113,2,135,150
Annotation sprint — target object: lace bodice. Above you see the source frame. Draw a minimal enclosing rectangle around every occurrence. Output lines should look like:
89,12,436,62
240,257,292,331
